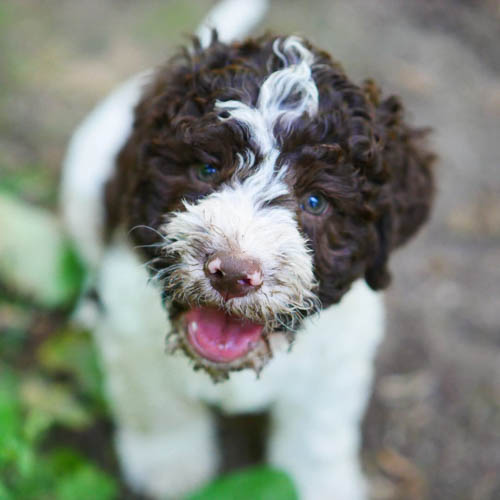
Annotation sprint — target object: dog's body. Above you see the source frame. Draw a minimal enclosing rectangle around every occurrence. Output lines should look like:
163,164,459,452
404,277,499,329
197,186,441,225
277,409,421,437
61,2,433,499
62,69,384,500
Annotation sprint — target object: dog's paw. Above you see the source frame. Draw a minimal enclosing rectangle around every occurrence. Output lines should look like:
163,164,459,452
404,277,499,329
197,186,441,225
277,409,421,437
116,427,217,499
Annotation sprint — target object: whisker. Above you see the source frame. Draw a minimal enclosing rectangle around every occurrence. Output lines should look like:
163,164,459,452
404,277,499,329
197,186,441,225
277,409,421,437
129,224,167,240
134,241,167,251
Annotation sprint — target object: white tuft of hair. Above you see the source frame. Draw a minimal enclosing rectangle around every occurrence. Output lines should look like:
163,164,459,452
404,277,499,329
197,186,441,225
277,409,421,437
196,0,270,48
215,36,318,155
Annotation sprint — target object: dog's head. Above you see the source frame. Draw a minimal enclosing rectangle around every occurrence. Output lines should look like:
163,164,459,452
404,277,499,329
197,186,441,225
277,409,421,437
105,34,434,380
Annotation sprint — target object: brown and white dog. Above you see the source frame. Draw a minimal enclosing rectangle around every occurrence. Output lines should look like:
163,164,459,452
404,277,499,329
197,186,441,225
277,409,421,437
61,1,434,498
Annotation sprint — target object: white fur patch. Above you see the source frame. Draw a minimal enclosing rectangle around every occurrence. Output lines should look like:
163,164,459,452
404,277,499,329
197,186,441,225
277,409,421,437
94,239,384,499
160,171,318,330
196,0,270,48
215,36,318,154
60,71,152,269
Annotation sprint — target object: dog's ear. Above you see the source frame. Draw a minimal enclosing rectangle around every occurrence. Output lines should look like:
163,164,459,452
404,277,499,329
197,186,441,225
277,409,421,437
365,211,392,290
364,92,435,291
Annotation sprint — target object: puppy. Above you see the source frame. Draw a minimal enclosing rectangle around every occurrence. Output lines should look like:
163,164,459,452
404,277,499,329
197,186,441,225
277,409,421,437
61,3,434,499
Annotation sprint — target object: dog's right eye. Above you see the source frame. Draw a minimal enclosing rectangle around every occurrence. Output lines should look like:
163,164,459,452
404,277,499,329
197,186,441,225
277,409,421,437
196,164,219,182
300,192,329,216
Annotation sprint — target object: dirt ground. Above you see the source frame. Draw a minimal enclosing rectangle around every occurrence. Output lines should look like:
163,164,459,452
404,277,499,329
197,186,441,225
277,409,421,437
1,1,499,499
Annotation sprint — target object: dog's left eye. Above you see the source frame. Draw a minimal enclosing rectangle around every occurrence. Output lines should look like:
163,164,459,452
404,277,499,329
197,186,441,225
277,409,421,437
196,164,219,182
300,193,328,215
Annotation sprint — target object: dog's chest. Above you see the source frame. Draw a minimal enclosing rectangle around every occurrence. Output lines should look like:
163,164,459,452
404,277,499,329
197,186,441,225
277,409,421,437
94,238,384,415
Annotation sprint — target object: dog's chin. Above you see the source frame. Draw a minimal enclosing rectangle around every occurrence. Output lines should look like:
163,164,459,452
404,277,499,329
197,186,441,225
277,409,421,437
165,305,279,382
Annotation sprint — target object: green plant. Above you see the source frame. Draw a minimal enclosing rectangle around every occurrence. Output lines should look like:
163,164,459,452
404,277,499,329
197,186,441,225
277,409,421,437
186,465,298,500
0,357,116,500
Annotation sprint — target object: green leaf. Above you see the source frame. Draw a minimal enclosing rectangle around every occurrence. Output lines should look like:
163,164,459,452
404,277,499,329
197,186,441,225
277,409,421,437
55,244,86,306
37,327,105,407
55,465,117,500
0,193,86,308
46,448,89,476
0,366,115,500
0,366,21,440
23,410,52,444
186,466,298,500
0,478,13,500
20,377,92,430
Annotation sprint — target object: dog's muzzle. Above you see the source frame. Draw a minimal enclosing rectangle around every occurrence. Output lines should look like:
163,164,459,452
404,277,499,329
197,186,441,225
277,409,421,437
160,181,319,379
176,251,265,364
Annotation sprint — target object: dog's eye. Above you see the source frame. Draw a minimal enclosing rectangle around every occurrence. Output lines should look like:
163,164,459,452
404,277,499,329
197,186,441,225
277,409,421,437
196,164,219,182
300,193,328,215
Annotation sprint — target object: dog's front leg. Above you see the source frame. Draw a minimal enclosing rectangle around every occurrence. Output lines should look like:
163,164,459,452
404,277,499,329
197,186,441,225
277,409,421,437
114,398,217,499
267,283,383,500
93,243,219,499
267,367,372,500
94,317,218,499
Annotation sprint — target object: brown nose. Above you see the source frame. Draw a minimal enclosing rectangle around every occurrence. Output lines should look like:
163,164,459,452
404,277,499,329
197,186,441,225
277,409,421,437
204,251,263,299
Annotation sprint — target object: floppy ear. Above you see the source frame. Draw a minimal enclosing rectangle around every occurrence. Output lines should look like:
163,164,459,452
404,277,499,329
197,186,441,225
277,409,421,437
364,94,435,290
365,211,392,290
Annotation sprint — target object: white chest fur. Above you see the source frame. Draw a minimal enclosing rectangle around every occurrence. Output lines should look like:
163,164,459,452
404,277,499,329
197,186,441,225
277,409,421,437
92,239,384,500
96,238,384,415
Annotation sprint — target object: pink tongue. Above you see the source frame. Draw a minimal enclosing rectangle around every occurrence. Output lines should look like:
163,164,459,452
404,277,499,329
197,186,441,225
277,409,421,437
185,308,263,363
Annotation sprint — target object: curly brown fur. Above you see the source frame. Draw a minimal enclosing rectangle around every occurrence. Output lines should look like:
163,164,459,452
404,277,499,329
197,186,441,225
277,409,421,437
105,33,435,310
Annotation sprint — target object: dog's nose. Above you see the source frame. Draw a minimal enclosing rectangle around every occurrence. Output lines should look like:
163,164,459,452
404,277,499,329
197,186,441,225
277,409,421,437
204,251,263,299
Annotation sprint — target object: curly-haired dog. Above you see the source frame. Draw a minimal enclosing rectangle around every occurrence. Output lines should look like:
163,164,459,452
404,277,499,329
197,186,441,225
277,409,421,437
61,1,434,498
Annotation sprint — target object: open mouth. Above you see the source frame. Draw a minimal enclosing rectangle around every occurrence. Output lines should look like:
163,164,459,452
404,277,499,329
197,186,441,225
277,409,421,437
184,307,264,363
164,295,309,380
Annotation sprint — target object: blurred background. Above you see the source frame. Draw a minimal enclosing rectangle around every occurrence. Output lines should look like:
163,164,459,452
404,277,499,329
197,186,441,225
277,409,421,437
1,1,499,499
